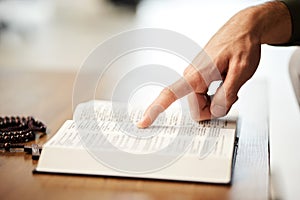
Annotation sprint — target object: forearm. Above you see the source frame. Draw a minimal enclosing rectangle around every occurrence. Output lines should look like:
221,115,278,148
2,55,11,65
258,1,292,44
230,1,292,45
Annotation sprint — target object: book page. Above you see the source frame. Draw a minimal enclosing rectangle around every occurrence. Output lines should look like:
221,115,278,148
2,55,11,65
68,101,235,159
46,118,235,160
73,100,235,127
74,100,186,126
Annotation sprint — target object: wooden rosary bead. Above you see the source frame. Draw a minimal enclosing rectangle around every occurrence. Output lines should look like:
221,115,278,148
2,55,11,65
4,142,10,151
0,116,47,151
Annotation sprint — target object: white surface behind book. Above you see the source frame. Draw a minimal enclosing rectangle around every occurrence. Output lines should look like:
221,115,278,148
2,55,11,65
35,100,238,184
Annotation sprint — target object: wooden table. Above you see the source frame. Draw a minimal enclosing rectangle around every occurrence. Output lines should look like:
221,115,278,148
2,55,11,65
0,69,269,200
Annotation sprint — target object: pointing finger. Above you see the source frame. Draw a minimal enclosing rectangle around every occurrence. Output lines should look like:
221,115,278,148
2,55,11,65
137,78,194,128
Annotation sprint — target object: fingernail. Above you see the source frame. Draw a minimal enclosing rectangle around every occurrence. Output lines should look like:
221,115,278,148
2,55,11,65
211,105,226,117
136,116,147,129
136,122,144,129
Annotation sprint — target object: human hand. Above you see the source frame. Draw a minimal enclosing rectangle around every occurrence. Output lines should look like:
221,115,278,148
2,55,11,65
137,1,291,128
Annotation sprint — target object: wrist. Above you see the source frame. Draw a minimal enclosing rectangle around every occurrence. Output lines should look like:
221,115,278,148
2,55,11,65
250,1,292,44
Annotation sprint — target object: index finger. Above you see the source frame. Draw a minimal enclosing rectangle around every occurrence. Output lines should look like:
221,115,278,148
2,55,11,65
136,77,193,128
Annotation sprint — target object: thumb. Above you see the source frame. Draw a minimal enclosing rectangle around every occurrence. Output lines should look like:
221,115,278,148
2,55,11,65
210,77,239,118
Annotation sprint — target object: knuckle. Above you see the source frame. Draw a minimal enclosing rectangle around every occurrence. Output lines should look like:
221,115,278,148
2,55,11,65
232,59,248,73
185,71,205,90
183,66,197,77
183,68,190,77
161,87,177,101
237,60,248,70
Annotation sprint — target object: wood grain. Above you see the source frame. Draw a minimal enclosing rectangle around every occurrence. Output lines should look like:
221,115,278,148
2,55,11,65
0,69,269,200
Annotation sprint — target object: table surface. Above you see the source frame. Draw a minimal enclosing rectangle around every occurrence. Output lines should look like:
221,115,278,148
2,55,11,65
0,69,269,200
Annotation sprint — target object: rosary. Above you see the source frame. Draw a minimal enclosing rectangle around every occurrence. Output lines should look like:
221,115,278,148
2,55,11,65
0,116,47,160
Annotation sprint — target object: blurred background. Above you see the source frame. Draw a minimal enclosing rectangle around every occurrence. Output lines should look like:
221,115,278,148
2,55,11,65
0,0,269,71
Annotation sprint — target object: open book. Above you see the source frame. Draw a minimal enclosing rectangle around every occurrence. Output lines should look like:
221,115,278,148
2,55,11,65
35,100,238,184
